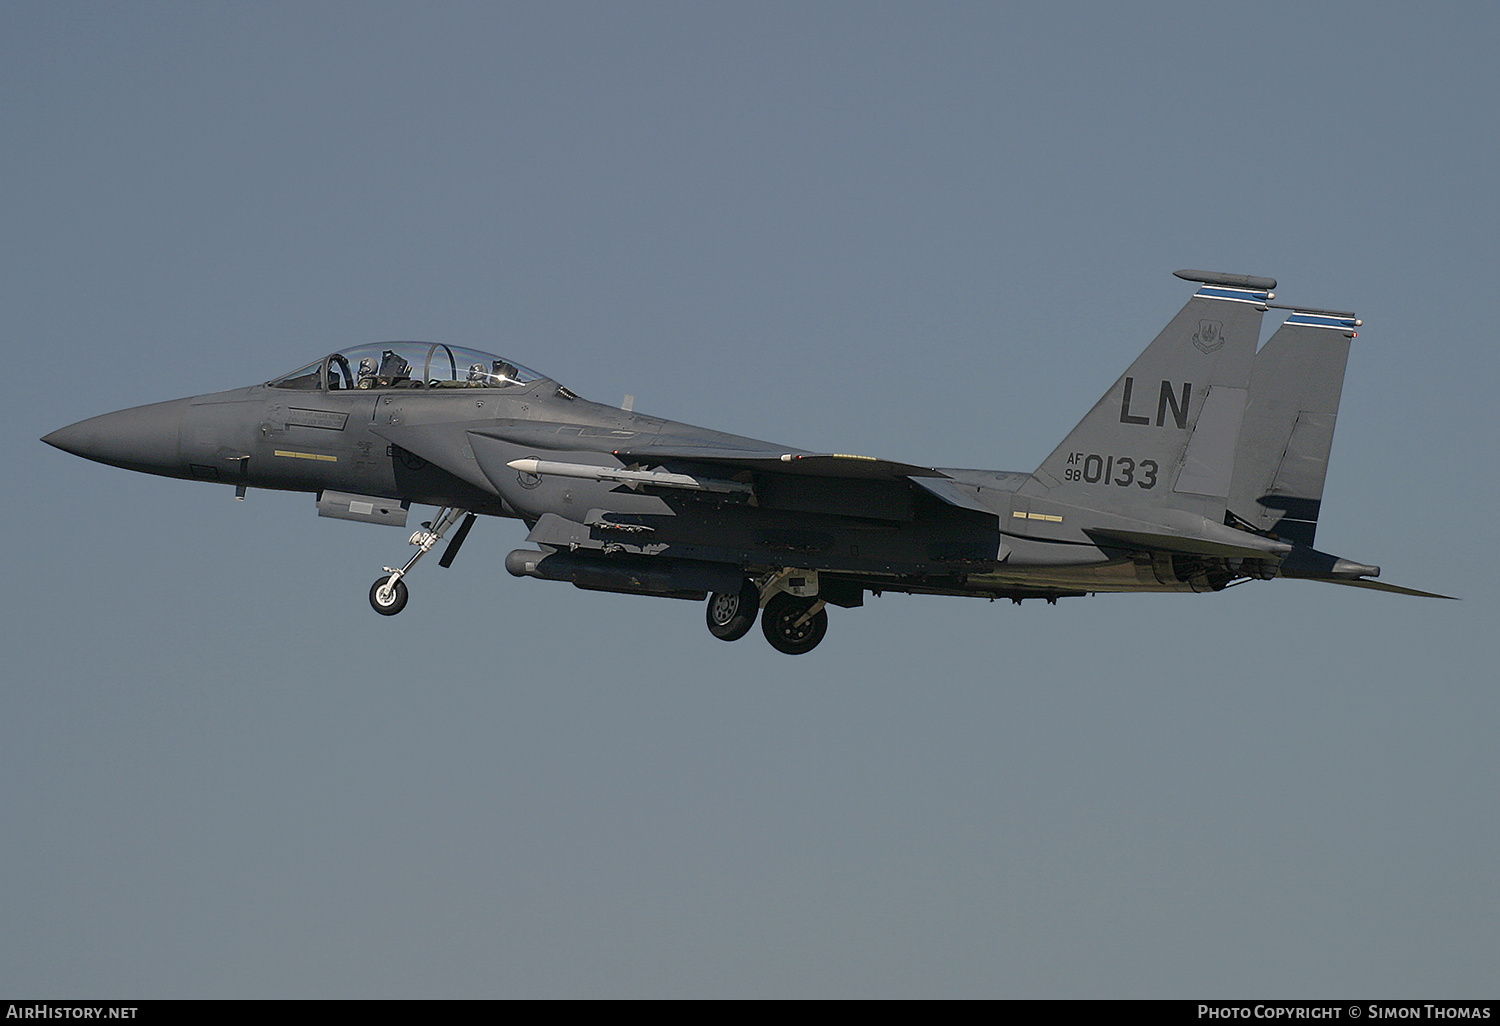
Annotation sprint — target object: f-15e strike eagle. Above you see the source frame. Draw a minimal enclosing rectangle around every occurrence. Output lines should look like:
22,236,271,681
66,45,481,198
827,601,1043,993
44,270,1450,654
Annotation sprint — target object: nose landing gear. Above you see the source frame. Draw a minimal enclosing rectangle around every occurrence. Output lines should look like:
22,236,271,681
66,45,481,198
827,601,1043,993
368,507,474,615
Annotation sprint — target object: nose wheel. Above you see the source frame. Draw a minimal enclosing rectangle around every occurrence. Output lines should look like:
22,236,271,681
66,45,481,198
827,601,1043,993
369,576,409,615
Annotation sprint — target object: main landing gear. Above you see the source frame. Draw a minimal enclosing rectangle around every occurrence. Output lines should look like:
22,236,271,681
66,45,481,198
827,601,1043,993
760,592,828,655
705,578,759,641
704,569,830,655
368,507,474,615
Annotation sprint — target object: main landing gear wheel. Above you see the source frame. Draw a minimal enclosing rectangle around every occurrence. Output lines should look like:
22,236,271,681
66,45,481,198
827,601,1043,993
760,592,828,655
369,576,409,616
706,579,760,641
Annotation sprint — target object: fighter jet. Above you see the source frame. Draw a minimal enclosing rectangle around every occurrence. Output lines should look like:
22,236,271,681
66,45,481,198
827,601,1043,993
43,270,1451,654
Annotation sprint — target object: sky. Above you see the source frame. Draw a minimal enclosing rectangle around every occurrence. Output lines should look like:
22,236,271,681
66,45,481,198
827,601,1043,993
3,0,1497,998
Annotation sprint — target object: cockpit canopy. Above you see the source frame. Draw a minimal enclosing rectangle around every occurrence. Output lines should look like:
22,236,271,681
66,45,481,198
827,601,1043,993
269,342,548,392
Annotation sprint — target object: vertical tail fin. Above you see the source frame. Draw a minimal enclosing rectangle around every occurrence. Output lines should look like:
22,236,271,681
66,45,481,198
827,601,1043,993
1226,309,1359,546
1023,271,1271,528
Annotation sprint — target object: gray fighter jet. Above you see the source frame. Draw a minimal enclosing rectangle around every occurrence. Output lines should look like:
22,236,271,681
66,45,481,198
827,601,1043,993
43,270,1451,654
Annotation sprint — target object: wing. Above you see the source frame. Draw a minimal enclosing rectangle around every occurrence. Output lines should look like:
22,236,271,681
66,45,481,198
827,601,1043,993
370,419,973,516
610,443,951,482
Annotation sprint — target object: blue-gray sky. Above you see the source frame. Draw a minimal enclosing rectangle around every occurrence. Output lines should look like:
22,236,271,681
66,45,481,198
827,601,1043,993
4,0,1496,998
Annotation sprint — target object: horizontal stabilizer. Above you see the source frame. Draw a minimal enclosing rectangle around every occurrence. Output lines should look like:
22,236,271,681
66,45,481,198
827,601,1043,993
1276,545,1456,598
1289,577,1457,600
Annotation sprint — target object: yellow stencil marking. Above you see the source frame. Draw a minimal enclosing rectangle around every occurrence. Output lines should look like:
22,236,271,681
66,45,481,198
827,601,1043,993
273,450,338,462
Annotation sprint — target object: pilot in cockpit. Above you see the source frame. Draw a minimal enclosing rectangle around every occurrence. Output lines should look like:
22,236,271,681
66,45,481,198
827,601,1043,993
356,357,379,389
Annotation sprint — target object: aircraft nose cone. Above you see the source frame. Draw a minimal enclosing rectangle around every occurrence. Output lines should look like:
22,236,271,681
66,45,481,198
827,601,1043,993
43,398,190,475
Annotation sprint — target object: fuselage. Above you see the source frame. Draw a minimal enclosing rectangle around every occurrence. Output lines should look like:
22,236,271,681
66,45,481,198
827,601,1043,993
44,356,1183,600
